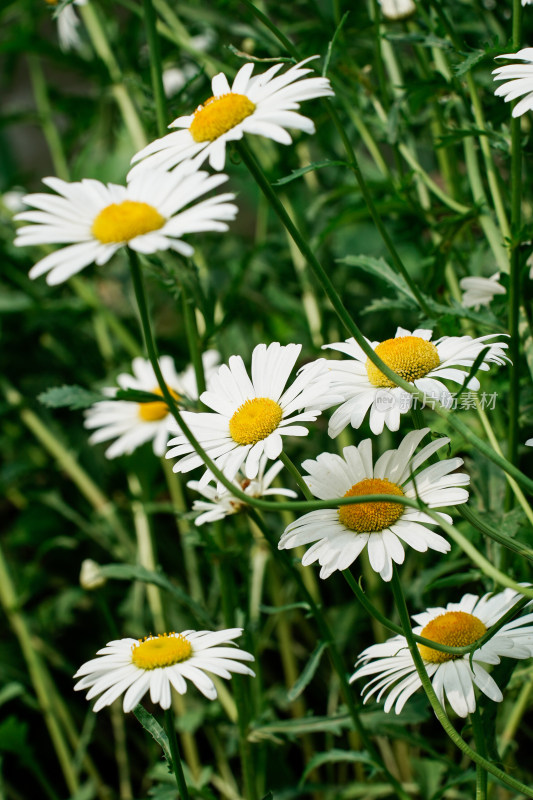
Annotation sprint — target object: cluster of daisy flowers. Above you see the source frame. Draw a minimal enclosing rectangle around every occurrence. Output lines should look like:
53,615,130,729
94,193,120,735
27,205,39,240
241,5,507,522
12,33,533,743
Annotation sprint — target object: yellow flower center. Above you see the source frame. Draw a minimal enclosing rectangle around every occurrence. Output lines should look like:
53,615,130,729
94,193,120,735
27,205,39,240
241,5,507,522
366,336,440,388
418,611,487,664
229,397,283,445
91,201,166,244
138,386,180,422
189,93,256,143
131,633,192,670
338,478,405,533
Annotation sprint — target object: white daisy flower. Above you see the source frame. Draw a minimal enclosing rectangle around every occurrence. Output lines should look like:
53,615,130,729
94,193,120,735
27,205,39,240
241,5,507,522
351,588,533,717
320,327,509,436
14,166,237,285
459,273,506,310
166,342,342,486
84,352,220,459
129,56,334,174
74,628,255,712
378,0,416,20
187,455,297,525
278,427,469,582
493,48,533,117
45,0,87,52
526,438,533,446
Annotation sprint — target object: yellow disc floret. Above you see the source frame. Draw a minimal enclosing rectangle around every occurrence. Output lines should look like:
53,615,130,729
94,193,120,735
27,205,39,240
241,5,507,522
189,94,256,143
418,611,487,663
131,633,192,670
338,478,405,533
92,201,166,244
366,336,440,388
229,397,283,445
138,386,180,422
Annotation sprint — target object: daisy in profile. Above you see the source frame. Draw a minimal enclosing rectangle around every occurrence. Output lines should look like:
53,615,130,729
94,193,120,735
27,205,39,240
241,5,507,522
320,327,509,436
459,273,506,310
493,49,533,117
45,0,87,52
74,628,255,712
278,428,469,582
378,0,416,20
187,455,296,525
166,342,342,486
351,588,533,717
84,352,219,459
14,166,237,285
129,56,333,174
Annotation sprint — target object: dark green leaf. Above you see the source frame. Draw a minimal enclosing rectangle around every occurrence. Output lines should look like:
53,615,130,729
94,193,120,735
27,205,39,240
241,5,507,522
38,385,105,410
132,705,172,765
273,161,347,187
287,641,328,701
300,749,375,783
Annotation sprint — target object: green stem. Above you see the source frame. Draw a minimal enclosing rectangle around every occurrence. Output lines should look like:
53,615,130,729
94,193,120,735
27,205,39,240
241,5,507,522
248,509,411,800
389,569,533,798
470,709,488,800
279,452,313,500
459,505,533,563
27,55,69,180
142,0,167,137
163,707,190,799
179,276,206,396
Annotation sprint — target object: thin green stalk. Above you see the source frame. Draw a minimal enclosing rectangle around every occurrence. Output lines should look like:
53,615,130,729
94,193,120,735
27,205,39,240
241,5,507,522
164,707,190,800
390,569,533,797
142,0,167,136
459,505,533,563
500,673,533,757
471,709,488,800
27,55,69,180
80,3,147,150
248,510,411,800
279,452,313,500
179,276,206,396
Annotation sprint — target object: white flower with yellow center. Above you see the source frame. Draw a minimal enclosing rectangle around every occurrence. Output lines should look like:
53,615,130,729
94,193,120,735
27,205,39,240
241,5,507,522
278,428,469,582
320,327,509,436
129,56,333,174
493,49,533,117
351,588,533,717
14,166,237,285
74,628,255,712
459,273,506,310
187,456,297,525
84,352,220,459
166,342,341,486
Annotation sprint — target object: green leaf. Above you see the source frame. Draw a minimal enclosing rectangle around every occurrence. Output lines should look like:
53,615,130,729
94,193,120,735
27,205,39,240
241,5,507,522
273,160,348,187
287,641,328,701
132,705,172,765
340,254,416,301
98,564,214,627
300,749,375,783
38,385,105,410
249,713,352,742
259,602,311,615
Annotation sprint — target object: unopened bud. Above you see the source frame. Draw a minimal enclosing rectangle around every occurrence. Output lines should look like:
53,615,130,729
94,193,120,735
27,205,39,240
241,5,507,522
80,559,106,590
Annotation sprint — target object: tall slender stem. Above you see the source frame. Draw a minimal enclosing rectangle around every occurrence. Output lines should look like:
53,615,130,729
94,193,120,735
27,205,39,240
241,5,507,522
279,452,313,500
142,0,167,137
164,707,190,799
389,568,533,797
179,276,206,396
471,709,488,800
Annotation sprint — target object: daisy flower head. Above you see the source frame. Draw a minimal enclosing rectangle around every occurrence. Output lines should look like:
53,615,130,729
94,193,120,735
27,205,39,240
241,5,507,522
351,588,533,717
459,273,506,310
74,628,255,712
493,49,533,117
278,427,469,582
129,56,334,174
166,342,343,486
187,455,297,526
84,352,220,459
14,165,237,285
321,327,510,436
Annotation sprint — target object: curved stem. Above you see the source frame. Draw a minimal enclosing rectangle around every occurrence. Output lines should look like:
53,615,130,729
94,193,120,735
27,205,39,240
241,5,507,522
390,568,533,798
164,707,190,799
279,452,313,500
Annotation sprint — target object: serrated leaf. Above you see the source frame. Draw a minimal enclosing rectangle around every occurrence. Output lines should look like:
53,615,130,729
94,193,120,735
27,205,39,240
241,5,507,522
132,705,172,765
273,160,347,187
340,255,416,301
287,641,328,701
38,385,105,410
454,45,501,77
99,564,214,627
300,749,375,783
